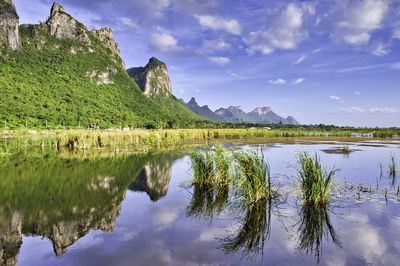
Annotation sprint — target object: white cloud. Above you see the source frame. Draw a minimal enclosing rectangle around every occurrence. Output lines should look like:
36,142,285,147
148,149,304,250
209,56,230,66
355,91,361,95
338,106,397,113
195,89,200,93
369,107,398,113
149,32,182,53
195,15,243,35
371,42,390,56
179,89,184,93
151,0,171,9
337,61,400,72
394,29,400,39
244,3,312,55
312,48,322,53
269,78,286,85
330,95,342,101
339,106,365,113
293,55,307,65
333,0,389,45
293,77,305,84
119,17,138,29
202,39,232,53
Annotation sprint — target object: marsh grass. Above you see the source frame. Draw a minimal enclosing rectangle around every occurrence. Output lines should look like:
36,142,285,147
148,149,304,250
189,147,215,185
235,150,274,203
342,145,350,153
294,152,339,206
214,144,231,183
389,154,397,176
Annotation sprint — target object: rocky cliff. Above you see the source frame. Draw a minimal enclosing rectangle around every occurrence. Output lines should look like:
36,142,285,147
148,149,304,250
0,0,22,51
127,57,172,96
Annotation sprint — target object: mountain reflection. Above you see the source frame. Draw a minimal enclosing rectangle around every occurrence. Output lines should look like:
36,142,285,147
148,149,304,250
129,153,184,201
0,150,178,265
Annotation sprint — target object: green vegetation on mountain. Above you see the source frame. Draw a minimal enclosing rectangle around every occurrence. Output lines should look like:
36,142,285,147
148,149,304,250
0,2,204,129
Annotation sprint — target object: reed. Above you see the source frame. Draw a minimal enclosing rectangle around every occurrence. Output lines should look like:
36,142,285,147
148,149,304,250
294,152,339,206
342,145,350,152
235,149,273,203
389,154,397,176
214,144,231,183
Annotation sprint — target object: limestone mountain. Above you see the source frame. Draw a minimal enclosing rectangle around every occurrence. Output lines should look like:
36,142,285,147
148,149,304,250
0,2,203,128
183,98,300,125
0,0,22,51
127,57,202,126
182,97,225,122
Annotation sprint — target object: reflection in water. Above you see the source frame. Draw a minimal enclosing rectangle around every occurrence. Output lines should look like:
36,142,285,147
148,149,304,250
186,183,229,220
0,151,177,265
220,199,272,262
129,153,183,201
296,204,342,263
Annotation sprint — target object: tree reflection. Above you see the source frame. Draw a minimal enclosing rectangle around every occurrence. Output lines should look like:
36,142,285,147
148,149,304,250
296,203,342,263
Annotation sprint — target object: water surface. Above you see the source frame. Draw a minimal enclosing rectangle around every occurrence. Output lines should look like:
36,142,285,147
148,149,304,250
1,139,400,265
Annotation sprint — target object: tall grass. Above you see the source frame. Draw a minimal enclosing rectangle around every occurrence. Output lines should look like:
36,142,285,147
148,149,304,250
294,152,339,206
235,150,273,203
189,147,215,185
214,144,231,183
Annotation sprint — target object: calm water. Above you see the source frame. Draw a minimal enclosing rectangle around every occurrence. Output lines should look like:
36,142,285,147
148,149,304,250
1,139,400,265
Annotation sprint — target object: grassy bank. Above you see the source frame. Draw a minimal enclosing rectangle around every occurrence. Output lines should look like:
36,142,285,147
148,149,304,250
1,128,400,153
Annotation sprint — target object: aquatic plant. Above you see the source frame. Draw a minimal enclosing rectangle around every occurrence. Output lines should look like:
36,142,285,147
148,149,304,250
294,152,339,206
389,154,397,176
235,149,273,203
189,147,215,185
214,144,231,183
342,145,350,152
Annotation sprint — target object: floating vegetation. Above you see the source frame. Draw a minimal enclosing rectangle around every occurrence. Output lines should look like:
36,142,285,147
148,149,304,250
220,199,272,262
294,152,339,206
342,145,350,153
235,149,275,203
296,204,342,263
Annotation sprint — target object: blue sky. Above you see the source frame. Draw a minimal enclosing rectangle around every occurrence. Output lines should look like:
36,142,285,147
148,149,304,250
14,0,400,127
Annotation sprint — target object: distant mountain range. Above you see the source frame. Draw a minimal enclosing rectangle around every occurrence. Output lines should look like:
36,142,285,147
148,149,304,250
182,97,299,125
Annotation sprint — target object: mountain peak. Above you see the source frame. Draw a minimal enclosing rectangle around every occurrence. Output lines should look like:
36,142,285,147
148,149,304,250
127,57,172,96
251,107,272,115
228,106,243,111
188,97,198,105
0,0,22,51
50,2,65,15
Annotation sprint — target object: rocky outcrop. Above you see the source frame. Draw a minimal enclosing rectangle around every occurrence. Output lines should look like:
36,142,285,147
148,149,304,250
0,0,22,51
251,107,272,116
91,27,123,63
127,57,172,97
46,2,91,44
0,210,23,266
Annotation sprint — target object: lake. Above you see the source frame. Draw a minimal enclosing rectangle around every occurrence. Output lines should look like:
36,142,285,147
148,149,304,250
1,138,400,265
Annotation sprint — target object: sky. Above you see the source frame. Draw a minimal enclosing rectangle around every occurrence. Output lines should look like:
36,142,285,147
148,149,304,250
14,0,400,127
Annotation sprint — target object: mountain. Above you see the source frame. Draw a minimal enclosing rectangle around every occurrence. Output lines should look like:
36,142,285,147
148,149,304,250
126,57,203,127
183,98,300,125
0,1,203,129
182,97,225,122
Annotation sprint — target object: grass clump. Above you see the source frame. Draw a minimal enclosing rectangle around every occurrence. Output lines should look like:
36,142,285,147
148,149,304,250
235,150,274,203
214,144,231,183
342,145,350,152
294,152,339,206
189,147,215,185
